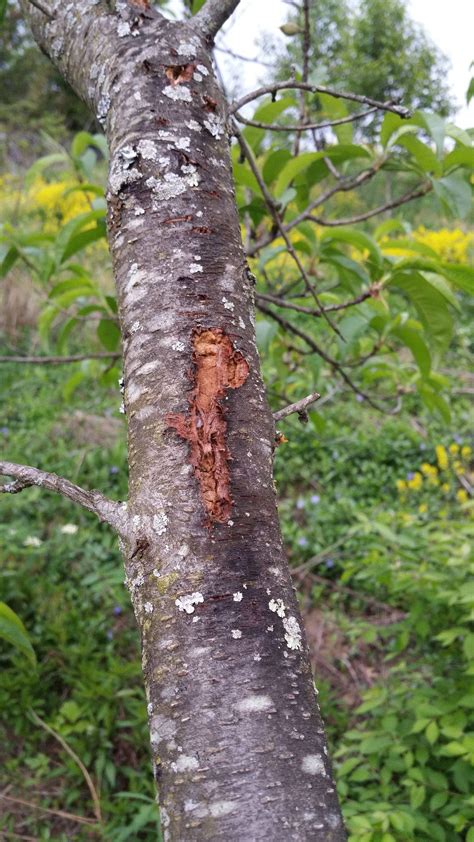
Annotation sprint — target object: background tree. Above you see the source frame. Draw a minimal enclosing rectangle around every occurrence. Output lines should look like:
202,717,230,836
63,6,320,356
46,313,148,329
272,0,453,137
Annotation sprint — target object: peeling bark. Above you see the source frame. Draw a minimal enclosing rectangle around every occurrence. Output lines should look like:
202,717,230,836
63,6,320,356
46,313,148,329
20,1,346,839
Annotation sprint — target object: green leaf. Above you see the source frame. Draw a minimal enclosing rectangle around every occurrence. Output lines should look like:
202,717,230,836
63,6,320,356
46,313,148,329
463,633,474,660
443,146,474,172
320,228,383,276
396,135,442,176
262,149,292,185
274,146,369,196
425,721,439,744
410,784,426,808
25,153,69,187
253,96,296,125
191,0,206,11
318,92,353,144
433,175,472,218
0,0,8,24
54,209,106,266
439,263,474,295
380,112,405,147
0,602,36,666
97,319,120,351
391,325,431,377
389,272,453,351
0,245,19,277
417,112,446,156
71,131,95,158
60,222,107,263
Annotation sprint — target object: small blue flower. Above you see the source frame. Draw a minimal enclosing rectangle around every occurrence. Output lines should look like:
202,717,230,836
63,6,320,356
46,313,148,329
454,435,462,444
0,427,9,436
113,605,122,616
325,559,335,569
407,472,414,481
419,443,426,451
296,498,305,510
297,537,308,547
106,629,114,640
356,394,364,402
109,466,119,475
310,494,320,504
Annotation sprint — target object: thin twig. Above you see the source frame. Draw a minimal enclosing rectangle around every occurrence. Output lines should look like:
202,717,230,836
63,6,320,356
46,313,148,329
214,44,274,69
0,352,120,365
247,159,386,257
233,122,344,340
305,182,432,226
234,106,378,133
29,710,102,826
0,461,126,534
0,793,98,826
256,289,374,317
193,0,241,40
293,0,311,156
273,391,321,422
231,80,411,118
27,0,55,19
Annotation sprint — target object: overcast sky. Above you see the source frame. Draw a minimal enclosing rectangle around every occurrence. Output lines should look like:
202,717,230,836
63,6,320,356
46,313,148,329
207,0,473,127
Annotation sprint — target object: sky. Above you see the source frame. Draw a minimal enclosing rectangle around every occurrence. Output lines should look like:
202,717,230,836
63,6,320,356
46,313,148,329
209,0,473,128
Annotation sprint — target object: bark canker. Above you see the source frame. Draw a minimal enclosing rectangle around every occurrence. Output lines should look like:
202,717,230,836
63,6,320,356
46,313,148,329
166,328,249,524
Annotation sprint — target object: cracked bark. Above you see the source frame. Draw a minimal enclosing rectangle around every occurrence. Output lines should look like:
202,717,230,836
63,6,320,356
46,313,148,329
19,1,346,839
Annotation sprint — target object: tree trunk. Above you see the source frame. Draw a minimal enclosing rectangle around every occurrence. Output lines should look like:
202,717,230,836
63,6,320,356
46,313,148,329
21,2,345,838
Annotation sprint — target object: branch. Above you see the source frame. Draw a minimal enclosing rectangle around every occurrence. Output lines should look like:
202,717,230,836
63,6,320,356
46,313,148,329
233,121,344,340
234,106,377,133
27,0,55,19
305,182,432,227
273,391,321,423
0,353,120,365
214,44,275,69
257,288,374,317
247,159,386,257
0,461,126,535
193,0,241,41
230,81,411,118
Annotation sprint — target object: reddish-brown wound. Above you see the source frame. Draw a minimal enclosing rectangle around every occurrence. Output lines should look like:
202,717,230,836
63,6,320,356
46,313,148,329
166,328,249,523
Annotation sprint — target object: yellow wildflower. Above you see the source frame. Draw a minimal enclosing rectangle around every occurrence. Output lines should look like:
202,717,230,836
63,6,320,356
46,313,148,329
453,461,465,475
456,489,468,504
407,472,423,491
418,503,428,514
421,462,437,477
413,226,474,263
436,445,449,471
441,483,451,493
449,443,459,455
396,479,407,492
461,446,472,459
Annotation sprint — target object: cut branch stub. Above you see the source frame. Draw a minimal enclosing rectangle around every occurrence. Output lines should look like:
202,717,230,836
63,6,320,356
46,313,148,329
166,328,249,524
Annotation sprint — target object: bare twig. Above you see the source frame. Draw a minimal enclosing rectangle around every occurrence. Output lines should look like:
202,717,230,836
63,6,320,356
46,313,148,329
306,182,432,226
258,302,388,411
193,0,241,40
214,44,274,69
247,158,386,256
257,289,374,317
231,80,411,118
27,0,55,19
29,710,102,826
273,391,321,422
0,353,120,365
233,122,344,339
0,793,97,826
293,0,311,156
0,461,126,534
234,106,378,133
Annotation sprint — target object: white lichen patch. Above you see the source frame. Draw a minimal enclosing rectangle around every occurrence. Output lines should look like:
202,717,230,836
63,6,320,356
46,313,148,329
227,519,234,526
96,94,111,126
283,616,303,651
231,629,242,639
189,264,203,274
130,320,140,334
254,653,261,661
239,317,246,329
301,754,326,776
175,592,204,614
196,64,209,76
134,206,145,215
147,170,200,203
222,297,234,311
144,602,153,614
204,115,224,139
186,119,202,132
209,801,237,817
153,511,168,536
233,592,243,602
269,598,286,618
193,72,203,82
150,713,177,746
117,20,131,37
137,139,158,160
147,702,153,716
175,136,191,151
163,85,192,102
236,695,273,713
177,40,196,56
119,401,126,414
134,91,142,101
171,341,185,352
171,754,199,773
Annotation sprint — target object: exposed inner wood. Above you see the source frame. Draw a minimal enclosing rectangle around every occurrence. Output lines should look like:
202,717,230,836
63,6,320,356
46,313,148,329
167,328,249,523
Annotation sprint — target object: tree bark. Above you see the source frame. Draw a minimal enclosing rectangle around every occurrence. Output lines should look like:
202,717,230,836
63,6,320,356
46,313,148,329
20,1,346,838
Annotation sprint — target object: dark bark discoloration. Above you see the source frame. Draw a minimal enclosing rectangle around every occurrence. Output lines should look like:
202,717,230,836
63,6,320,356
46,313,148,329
21,2,346,839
